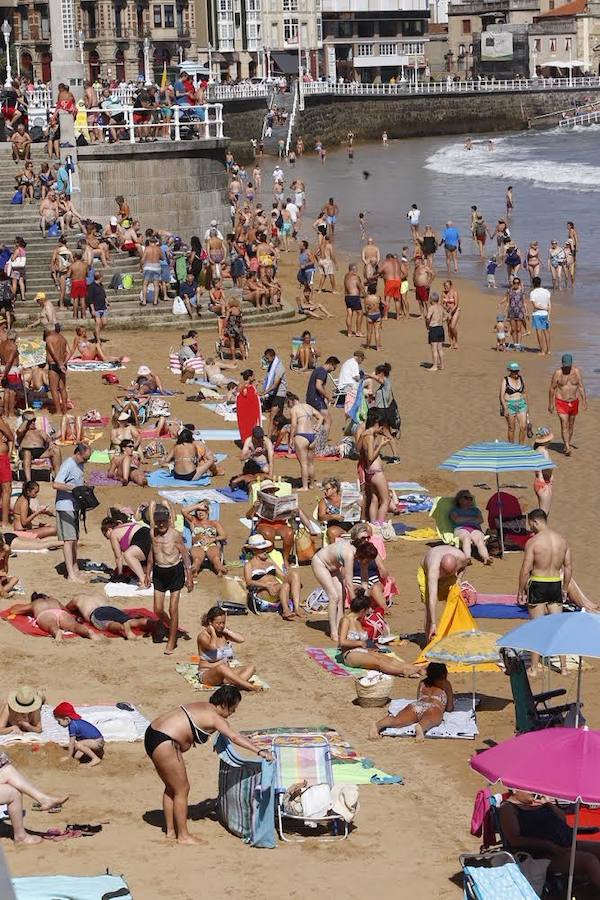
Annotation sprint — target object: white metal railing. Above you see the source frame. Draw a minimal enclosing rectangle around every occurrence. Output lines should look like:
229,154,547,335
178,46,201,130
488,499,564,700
79,104,224,143
25,85,137,112
285,82,298,156
207,83,268,101
302,76,600,96
559,106,600,126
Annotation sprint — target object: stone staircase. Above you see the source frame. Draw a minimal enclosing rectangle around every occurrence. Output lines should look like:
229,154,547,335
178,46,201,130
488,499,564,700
0,144,299,332
261,89,296,157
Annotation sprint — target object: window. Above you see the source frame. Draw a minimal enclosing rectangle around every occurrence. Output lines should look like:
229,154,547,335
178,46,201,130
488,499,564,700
219,0,233,12
358,20,374,38
550,38,556,52
534,38,541,52
164,4,175,27
153,5,162,27
283,0,298,9
356,43,373,56
548,0,554,7
379,42,397,55
246,0,261,11
316,18,322,41
61,0,76,48
402,19,424,36
379,20,397,37
338,21,353,37
565,37,572,50
462,19,471,34
284,17,298,42
20,10,30,40
247,20,261,48
458,42,465,55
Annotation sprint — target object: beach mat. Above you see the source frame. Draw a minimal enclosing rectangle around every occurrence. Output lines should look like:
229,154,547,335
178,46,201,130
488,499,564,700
0,703,149,747
158,488,233,505
471,603,529,620
176,661,270,691
306,647,367,677
274,446,341,461
12,875,132,900
89,449,111,464
217,486,249,502
67,360,124,372
104,583,154,598
194,429,239,441
383,695,479,740
87,470,121,486
389,482,428,493
147,469,211,488
0,605,154,638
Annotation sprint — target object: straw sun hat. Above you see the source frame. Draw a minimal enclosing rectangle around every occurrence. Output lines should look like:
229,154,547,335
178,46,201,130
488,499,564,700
8,685,42,713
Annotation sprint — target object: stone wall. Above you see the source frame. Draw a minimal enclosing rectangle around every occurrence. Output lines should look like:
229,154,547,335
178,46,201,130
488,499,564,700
296,88,600,145
220,97,266,161
77,140,230,236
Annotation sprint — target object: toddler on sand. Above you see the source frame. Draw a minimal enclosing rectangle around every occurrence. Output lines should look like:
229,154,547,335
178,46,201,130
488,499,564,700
53,702,105,767
486,258,498,288
494,314,507,352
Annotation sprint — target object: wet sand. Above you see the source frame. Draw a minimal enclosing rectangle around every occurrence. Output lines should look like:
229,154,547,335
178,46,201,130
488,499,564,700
3,214,599,899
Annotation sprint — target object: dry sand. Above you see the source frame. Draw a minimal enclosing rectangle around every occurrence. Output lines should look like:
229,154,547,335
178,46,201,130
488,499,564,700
3,241,598,899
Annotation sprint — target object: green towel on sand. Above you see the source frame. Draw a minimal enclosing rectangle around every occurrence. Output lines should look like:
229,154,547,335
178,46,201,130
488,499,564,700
89,449,111,464
331,760,401,785
175,661,270,691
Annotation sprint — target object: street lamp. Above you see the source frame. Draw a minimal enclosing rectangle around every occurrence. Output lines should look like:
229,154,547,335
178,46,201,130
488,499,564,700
207,42,213,83
78,29,84,67
1,20,12,88
143,35,151,83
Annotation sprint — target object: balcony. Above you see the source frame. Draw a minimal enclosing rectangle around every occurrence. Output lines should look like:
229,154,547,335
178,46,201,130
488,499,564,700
448,0,537,14
114,26,140,40
354,40,427,66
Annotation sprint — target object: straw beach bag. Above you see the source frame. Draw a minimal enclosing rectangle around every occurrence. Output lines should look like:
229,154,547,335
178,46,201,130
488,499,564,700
354,672,393,708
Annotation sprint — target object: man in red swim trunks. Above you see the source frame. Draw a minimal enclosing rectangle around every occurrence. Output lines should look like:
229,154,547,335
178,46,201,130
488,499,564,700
413,255,434,318
380,254,401,320
548,352,587,456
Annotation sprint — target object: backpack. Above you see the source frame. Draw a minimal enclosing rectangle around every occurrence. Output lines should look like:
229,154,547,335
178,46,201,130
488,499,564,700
11,190,23,205
109,273,122,290
72,485,99,533
304,587,328,612
121,273,134,290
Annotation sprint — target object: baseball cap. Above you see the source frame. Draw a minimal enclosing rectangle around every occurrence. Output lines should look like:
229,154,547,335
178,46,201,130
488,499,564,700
53,701,81,720
561,353,573,367
507,362,520,371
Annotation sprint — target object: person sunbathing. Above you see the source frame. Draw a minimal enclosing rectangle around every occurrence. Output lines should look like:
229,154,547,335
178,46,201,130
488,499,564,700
12,481,57,539
69,326,105,362
163,429,217,481
108,439,147,486
0,686,45,735
183,502,228,576
196,606,261,691
369,662,453,741
60,414,83,444
110,410,141,450
133,365,163,396
317,478,355,543
101,514,152,586
16,411,61,483
230,426,274,491
243,534,301,619
0,534,19,598
339,591,423,681
7,593,103,642
449,489,492,565
291,330,319,371
64,593,154,640
0,752,68,845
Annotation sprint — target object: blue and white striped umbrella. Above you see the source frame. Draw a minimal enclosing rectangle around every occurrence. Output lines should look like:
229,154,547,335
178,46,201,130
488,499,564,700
439,441,557,474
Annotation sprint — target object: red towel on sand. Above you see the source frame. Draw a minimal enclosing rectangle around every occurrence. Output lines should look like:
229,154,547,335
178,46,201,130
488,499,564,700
0,606,156,638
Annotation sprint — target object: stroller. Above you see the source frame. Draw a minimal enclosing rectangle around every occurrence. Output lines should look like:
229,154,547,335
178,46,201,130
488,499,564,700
173,106,206,141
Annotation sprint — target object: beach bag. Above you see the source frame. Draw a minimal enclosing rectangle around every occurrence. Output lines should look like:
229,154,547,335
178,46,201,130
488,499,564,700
11,190,23,205
109,273,122,290
217,601,248,616
47,223,60,237
295,528,315,562
122,273,134,290
354,671,393,708
359,608,388,641
72,485,99,533
304,587,328,612
221,576,247,604
514,852,550,896
172,296,187,316
248,591,281,615
460,581,477,607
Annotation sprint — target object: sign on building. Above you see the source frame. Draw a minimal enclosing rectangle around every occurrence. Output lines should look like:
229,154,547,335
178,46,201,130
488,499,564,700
481,31,514,61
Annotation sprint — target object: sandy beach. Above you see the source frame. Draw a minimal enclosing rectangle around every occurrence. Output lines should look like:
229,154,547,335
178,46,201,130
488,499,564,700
2,229,598,898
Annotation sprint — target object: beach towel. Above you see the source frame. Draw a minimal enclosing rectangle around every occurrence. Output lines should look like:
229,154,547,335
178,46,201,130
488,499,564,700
104,583,154,598
416,587,500,673
203,402,238,422
147,469,211,488
89,449,111,464
306,646,408,678
12,874,132,900
471,603,529,620
392,523,416,535
158,488,233,505
176,661,270,691
82,413,109,426
0,605,154,638
382,695,479,739
87,470,121,486
217,486,249,502
274,446,341,461
473,592,520,606
389,482,429,493
0,704,148,747
262,356,281,394
215,735,276,848
193,429,240,442
398,527,439,541
67,360,124,372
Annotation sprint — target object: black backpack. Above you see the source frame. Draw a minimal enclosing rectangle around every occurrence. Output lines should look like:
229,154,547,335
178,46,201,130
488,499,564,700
72,485,99,532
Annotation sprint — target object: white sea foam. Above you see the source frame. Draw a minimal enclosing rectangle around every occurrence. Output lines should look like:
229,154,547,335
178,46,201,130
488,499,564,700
425,139,600,192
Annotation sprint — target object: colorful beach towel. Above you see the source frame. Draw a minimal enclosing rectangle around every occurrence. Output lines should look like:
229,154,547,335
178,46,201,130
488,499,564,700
193,429,240,441
389,482,429,493
176,661,270,691
0,605,154,638
217,486,249,502
0,704,148,747
306,646,366,677
383,695,479,740
89,449,111,464
147,469,211,488
87,470,121,486
67,360,124,372
158,488,233,505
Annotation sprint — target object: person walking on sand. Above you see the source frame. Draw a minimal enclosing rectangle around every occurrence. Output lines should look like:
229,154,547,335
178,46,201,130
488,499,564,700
441,221,460,273
144,687,271,846
53,442,91,583
45,324,70,415
425,292,446,372
517,508,571,676
146,505,192,656
548,353,587,456
528,276,551,357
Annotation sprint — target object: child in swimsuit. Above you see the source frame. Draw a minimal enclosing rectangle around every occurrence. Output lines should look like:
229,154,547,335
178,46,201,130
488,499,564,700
369,663,453,741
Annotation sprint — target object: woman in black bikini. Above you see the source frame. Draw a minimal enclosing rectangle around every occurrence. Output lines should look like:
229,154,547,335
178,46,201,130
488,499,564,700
164,429,216,481
144,686,271,845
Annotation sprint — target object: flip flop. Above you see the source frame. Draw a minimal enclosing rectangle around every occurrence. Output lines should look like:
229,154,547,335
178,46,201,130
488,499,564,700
473,482,491,490
32,802,63,813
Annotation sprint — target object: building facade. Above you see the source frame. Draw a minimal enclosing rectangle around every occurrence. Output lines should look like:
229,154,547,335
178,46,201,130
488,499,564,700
447,0,539,75
322,0,430,82
529,0,600,75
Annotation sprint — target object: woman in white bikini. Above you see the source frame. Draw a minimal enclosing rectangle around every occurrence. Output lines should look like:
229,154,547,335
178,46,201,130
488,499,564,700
243,534,302,619
311,540,356,642
196,606,262,691
369,663,454,741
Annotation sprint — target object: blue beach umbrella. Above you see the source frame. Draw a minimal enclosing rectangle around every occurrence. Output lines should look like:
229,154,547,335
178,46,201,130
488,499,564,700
439,441,557,555
498,610,600,725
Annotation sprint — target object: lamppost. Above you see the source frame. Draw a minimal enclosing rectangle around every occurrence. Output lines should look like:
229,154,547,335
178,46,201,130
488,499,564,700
265,46,271,80
2,20,12,88
143,35,151,83
207,42,214,82
78,29,84,66
15,40,20,78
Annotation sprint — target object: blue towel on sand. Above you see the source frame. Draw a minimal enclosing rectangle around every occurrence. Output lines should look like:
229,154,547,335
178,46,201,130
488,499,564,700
392,523,416,535
471,603,529,620
217,486,249,502
147,469,211,488
12,874,132,900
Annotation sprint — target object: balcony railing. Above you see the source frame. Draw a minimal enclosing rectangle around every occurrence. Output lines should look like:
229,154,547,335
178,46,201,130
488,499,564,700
207,83,269,100
302,76,600,95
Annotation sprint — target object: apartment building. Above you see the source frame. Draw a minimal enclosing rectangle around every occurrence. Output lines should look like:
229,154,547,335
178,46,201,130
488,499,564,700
322,0,430,83
447,0,539,75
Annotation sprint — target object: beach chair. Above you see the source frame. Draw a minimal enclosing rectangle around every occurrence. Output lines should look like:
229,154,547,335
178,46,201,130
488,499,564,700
181,502,227,572
500,648,576,734
486,492,532,551
429,496,461,546
460,850,539,899
272,734,349,842
328,372,346,407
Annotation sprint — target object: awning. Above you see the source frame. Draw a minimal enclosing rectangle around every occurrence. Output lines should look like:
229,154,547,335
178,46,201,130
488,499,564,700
271,51,299,75
542,59,584,67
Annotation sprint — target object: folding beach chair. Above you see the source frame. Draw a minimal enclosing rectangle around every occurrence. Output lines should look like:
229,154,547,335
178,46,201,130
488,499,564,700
272,734,349,843
289,336,318,370
429,496,461,546
460,851,539,899
500,647,576,734
486,492,532,551
328,372,346,407
181,502,227,573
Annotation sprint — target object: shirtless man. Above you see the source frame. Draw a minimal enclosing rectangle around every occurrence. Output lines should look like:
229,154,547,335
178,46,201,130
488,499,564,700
398,250,410,318
7,593,101,642
64,594,154,640
16,411,61,482
380,254,401,320
233,426,274,489
425,291,447,372
146,506,192,655
517,508,571,675
361,237,380,289
413,256,435,318
316,236,337,293
39,192,62,237
419,545,469,640
11,123,31,163
121,221,143,258
548,353,587,456
0,329,20,417
343,264,365,338
324,198,339,239
45,325,70,415
207,230,228,280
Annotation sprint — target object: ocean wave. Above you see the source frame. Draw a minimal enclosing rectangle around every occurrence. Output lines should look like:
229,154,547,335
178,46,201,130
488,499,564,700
425,141,600,192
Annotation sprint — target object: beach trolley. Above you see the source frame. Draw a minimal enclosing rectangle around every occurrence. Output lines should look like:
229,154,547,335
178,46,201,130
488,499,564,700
272,734,349,842
460,851,539,899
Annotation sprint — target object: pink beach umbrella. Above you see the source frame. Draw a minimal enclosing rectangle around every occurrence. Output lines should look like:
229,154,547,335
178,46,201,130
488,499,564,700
471,727,600,898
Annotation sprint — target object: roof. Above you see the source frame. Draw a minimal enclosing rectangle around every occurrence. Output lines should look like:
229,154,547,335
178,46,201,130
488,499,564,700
537,0,586,18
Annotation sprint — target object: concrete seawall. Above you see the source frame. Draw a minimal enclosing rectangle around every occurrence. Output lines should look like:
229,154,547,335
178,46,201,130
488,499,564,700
296,88,600,145
220,97,266,160
77,140,230,235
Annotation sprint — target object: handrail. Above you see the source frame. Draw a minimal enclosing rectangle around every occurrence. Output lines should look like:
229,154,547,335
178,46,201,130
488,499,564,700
75,103,224,143
302,76,600,97
207,83,268,101
535,100,600,121
285,83,298,156
559,107,600,126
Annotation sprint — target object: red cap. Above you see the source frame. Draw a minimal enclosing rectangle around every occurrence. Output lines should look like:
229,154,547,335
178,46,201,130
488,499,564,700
53,702,81,720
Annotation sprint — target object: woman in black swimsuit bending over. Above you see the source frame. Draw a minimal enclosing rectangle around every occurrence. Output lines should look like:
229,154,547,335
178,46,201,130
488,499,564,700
144,686,271,845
